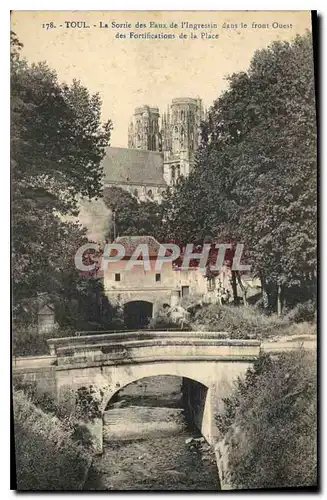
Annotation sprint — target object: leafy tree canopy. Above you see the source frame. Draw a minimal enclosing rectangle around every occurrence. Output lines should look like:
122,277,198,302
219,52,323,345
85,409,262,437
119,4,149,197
11,32,113,327
162,32,317,310
103,186,164,240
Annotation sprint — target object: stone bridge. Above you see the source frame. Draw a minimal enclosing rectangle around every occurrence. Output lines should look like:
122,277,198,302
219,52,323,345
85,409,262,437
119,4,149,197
13,331,316,455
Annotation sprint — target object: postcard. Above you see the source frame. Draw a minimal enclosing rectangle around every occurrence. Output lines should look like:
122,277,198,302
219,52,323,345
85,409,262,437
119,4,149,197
11,10,317,491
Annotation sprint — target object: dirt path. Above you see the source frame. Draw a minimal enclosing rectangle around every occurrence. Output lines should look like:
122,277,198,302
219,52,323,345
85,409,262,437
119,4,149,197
86,433,220,491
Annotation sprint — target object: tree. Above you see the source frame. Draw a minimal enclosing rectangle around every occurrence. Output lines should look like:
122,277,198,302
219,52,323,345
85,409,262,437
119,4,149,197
103,186,164,239
162,32,317,313
103,186,140,238
11,32,113,325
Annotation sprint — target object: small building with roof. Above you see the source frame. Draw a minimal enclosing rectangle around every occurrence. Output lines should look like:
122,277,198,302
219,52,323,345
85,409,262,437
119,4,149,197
103,235,176,327
103,235,234,328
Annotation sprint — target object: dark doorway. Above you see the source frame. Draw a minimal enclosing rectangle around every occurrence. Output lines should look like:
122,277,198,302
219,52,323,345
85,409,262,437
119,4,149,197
124,300,153,329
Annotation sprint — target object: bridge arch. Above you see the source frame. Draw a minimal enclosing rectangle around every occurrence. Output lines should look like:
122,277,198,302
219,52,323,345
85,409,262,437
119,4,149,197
101,371,211,444
100,364,210,413
25,332,262,452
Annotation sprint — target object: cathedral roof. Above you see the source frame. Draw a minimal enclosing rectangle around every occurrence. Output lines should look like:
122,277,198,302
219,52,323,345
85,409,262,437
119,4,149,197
102,147,166,186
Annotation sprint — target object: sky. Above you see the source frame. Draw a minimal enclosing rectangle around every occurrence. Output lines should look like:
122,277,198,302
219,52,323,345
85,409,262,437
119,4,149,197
11,11,312,148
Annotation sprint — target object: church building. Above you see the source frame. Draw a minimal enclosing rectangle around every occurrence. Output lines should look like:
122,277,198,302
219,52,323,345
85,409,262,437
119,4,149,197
103,97,204,201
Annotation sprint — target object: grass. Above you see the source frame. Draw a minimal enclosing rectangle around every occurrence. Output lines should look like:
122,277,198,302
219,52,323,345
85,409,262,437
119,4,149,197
13,390,92,490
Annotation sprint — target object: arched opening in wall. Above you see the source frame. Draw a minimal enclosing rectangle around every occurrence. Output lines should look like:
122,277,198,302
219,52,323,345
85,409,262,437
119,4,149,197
100,374,219,490
104,375,208,441
180,128,185,149
123,300,153,329
190,133,194,151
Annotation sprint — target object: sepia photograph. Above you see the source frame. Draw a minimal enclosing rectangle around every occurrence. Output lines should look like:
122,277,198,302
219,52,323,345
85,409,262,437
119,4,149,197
11,9,317,491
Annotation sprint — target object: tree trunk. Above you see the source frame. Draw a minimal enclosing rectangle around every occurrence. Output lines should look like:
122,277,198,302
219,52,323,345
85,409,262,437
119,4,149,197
277,284,283,316
231,271,238,306
236,272,248,306
260,274,269,311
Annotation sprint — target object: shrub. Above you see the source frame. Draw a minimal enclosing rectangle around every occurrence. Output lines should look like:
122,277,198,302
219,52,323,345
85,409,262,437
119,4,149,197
189,302,317,339
13,390,92,490
70,386,102,423
215,351,317,489
13,377,39,400
180,293,204,312
286,300,316,324
148,307,181,330
281,320,316,338
12,324,75,357
12,379,101,450
190,303,288,339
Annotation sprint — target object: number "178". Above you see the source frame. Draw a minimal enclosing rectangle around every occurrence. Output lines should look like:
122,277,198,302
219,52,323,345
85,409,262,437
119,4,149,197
42,22,55,29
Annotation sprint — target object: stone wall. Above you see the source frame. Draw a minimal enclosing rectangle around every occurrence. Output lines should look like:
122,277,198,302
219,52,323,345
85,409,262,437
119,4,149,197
13,357,57,398
214,436,234,490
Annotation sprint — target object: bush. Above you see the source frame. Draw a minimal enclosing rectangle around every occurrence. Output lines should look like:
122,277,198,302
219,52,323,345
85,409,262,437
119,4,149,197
13,390,92,490
148,307,181,330
69,386,102,423
189,302,317,339
286,300,316,324
190,303,288,339
12,324,75,356
215,351,317,489
180,293,204,312
12,379,101,450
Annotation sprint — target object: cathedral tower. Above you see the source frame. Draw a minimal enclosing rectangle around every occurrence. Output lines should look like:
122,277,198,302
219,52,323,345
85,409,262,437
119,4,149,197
127,97,204,192
128,105,161,151
161,97,203,185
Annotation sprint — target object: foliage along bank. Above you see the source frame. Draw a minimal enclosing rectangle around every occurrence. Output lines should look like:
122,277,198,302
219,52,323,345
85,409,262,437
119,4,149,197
214,350,317,489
